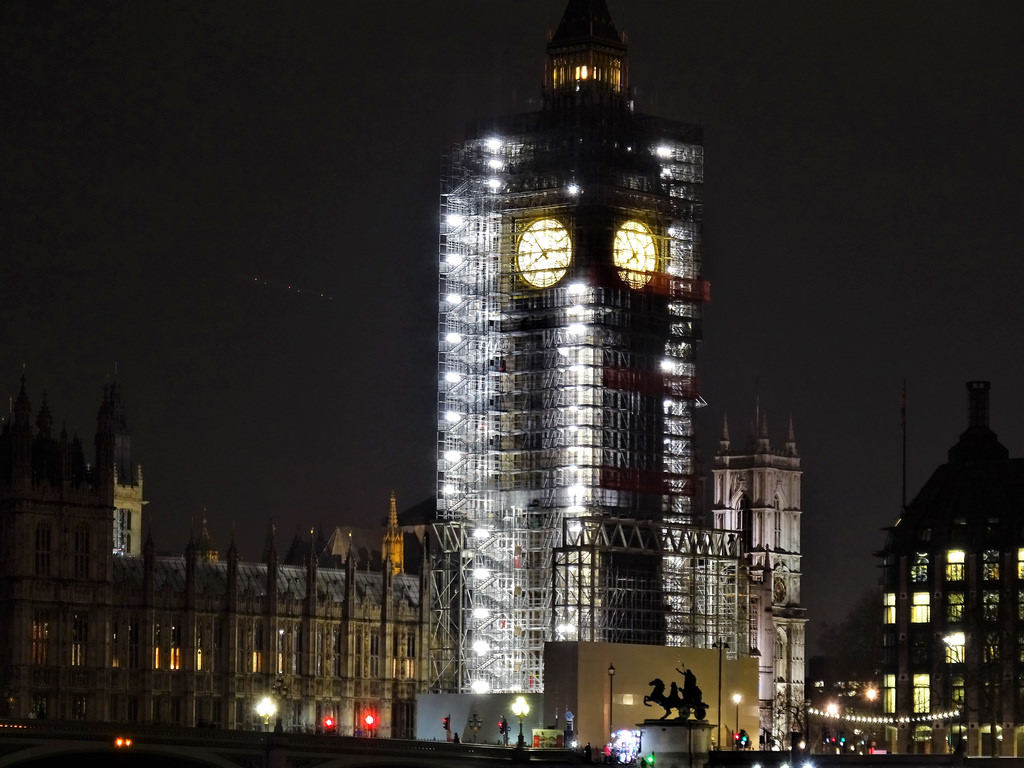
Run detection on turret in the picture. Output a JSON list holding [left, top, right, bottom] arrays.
[[10, 377, 33, 484]]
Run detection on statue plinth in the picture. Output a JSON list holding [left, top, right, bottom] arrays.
[[640, 718, 714, 768]]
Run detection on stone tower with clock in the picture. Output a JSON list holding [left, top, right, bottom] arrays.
[[434, 0, 746, 696], [713, 411, 806, 747]]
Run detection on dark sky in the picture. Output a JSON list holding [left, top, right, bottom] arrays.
[[3, 1, 1023, 653]]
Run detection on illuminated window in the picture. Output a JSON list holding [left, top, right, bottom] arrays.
[[983, 591, 999, 621], [984, 632, 1000, 662], [944, 632, 965, 663], [31, 611, 49, 665], [153, 622, 161, 669], [883, 593, 896, 623], [71, 613, 88, 667], [252, 622, 264, 673], [910, 552, 929, 582], [911, 592, 930, 623], [983, 549, 999, 580], [946, 592, 964, 623], [946, 550, 965, 581], [883, 674, 895, 714], [1018, 548, 1024, 579], [912, 674, 930, 713], [952, 673, 965, 707], [169, 621, 181, 670]]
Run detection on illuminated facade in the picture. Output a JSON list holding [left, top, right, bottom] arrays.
[[880, 381, 1024, 756], [434, 0, 746, 695], [713, 413, 806, 748], [0, 378, 429, 733]]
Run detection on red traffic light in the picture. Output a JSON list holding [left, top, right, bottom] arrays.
[[323, 716, 335, 729], [364, 713, 376, 727]]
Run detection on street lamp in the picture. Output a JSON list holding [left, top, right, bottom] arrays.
[[826, 702, 838, 753], [608, 663, 616, 738], [512, 696, 530, 749], [255, 696, 276, 732], [712, 639, 729, 749], [732, 693, 742, 749]]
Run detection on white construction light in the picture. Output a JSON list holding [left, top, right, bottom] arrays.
[[445, 332, 462, 343], [446, 293, 461, 304], [444, 450, 461, 463], [446, 213, 465, 228]]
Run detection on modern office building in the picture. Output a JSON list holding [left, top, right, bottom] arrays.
[[879, 381, 1024, 756], [434, 0, 746, 696]]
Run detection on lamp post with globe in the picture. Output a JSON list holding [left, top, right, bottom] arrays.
[[512, 696, 530, 749], [255, 696, 276, 732]]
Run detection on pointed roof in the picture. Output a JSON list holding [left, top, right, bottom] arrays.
[[550, 0, 624, 48]]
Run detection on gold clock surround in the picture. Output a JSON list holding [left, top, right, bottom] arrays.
[[516, 218, 572, 289], [613, 219, 657, 289]]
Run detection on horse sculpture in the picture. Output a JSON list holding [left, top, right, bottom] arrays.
[[643, 670, 708, 721]]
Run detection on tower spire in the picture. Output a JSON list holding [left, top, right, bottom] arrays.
[[382, 491, 404, 575]]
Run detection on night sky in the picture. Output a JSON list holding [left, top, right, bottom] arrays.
[[3, 1, 1022, 654]]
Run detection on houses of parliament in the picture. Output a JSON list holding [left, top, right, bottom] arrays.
[[0, 377, 428, 736]]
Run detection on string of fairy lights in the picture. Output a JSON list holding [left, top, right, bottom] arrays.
[[809, 706, 962, 726]]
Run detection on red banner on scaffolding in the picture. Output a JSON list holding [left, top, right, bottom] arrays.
[[643, 274, 711, 302], [603, 367, 698, 399], [599, 466, 695, 496]]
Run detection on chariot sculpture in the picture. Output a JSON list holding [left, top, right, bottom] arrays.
[[643, 667, 708, 721]]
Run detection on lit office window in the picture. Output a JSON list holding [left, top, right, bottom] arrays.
[[946, 550, 965, 581], [911, 592, 930, 623]]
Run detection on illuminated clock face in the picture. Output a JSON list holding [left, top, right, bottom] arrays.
[[613, 220, 657, 289], [516, 218, 572, 288]]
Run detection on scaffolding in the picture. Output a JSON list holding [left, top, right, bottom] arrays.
[[433, 105, 716, 694]]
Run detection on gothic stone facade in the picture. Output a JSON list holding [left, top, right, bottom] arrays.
[[0, 379, 429, 734]]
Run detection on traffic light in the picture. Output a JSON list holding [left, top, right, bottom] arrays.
[[364, 713, 376, 729], [739, 730, 749, 748], [498, 716, 508, 734], [443, 715, 451, 731], [644, 755, 655, 765], [322, 715, 336, 732], [839, 731, 846, 747], [733, 732, 740, 749]]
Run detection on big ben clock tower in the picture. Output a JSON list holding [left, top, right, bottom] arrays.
[[435, 0, 717, 694]]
